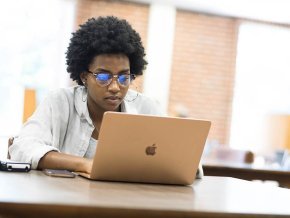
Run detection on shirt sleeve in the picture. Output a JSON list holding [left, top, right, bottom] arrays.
[[9, 93, 60, 169]]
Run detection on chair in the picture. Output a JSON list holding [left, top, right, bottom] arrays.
[[206, 146, 255, 164], [23, 88, 36, 123], [7, 137, 14, 159]]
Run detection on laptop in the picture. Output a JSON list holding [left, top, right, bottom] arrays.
[[79, 112, 211, 185]]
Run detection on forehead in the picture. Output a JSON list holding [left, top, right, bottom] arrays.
[[90, 54, 130, 69]]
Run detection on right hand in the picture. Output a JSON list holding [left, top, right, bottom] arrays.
[[81, 158, 93, 174], [38, 151, 93, 174]]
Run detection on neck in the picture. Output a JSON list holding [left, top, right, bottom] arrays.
[[87, 99, 104, 124], [86, 98, 121, 124]]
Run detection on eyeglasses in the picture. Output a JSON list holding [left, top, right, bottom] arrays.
[[87, 70, 135, 87]]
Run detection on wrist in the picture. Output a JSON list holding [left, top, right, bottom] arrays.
[[75, 157, 92, 174]]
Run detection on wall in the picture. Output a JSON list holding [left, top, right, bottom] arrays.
[[169, 11, 239, 144]]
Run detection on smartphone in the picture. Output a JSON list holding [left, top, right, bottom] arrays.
[[0, 160, 31, 172], [43, 169, 76, 178]]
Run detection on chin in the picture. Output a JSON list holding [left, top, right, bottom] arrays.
[[104, 104, 120, 112]]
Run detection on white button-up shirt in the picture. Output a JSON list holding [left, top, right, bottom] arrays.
[[9, 86, 163, 169]]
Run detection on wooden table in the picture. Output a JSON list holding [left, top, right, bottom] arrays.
[[0, 171, 290, 217], [203, 159, 290, 188]]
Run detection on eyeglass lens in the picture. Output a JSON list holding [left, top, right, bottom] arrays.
[[95, 73, 131, 86]]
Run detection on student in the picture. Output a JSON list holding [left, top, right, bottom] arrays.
[[9, 16, 162, 174]]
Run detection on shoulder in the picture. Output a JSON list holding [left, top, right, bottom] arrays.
[[125, 90, 164, 116], [39, 86, 80, 111], [44, 86, 78, 103]]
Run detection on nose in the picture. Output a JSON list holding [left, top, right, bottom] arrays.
[[107, 77, 120, 93]]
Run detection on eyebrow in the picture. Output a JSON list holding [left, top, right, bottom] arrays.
[[95, 68, 130, 74]]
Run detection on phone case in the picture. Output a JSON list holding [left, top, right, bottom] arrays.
[[43, 169, 76, 178]]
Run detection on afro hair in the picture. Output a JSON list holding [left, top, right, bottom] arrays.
[[66, 16, 147, 85]]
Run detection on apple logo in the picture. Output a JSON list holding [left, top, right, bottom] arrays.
[[146, 144, 157, 155]]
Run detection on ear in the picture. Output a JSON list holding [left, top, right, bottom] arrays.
[[80, 72, 87, 86]]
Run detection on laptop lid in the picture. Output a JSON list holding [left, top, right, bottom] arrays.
[[89, 112, 211, 185]]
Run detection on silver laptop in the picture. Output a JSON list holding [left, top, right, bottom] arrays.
[[79, 112, 211, 185]]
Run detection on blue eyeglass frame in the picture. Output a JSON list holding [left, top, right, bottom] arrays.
[[87, 70, 136, 87]]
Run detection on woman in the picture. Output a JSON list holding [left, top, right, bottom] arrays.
[[9, 16, 162, 174]]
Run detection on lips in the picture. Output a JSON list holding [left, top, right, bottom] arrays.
[[104, 96, 122, 105]]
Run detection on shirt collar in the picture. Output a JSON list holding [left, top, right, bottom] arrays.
[[122, 89, 138, 114], [74, 86, 92, 125], [74, 86, 138, 124]]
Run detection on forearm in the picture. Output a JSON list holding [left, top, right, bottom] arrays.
[[37, 151, 92, 174]]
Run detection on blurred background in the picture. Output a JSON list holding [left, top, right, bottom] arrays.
[[1, 0, 290, 161]]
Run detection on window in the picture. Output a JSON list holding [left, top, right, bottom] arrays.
[[230, 22, 290, 152], [0, 0, 75, 158]]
